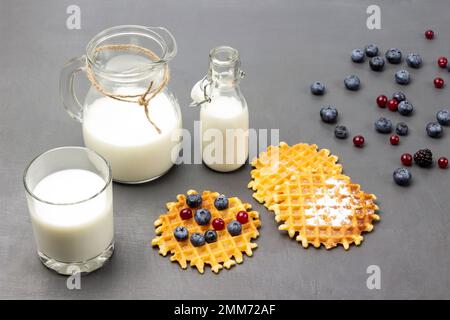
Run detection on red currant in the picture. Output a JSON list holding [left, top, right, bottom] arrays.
[[376, 95, 388, 108], [236, 211, 249, 224], [438, 56, 448, 68], [425, 29, 434, 39], [353, 135, 365, 148], [401, 153, 413, 166], [180, 208, 193, 220], [434, 77, 445, 89], [390, 134, 400, 145], [212, 218, 225, 230], [387, 99, 399, 111], [438, 157, 448, 169]]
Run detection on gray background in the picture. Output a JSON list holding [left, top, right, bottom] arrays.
[[1, 0, 449, 299]]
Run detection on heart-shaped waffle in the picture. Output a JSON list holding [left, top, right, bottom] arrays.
[[248, 142, 342, 208], [151, 190, 261, 273]]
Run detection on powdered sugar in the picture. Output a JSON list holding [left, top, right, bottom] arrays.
[[304, 177, 354, 227]]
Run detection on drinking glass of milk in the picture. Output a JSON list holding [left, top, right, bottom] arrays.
[[23, 147, 113, 275], [60, 26, 182, 183], [191, 46, 248, 172]]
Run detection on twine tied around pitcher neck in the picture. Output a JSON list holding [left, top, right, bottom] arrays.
[[86, 44, 169, 134]]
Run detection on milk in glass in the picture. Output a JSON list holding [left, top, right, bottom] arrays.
[[29, 169, 113, 263]]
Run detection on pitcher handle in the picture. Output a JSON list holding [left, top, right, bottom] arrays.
[[59, 55, 86, 123]]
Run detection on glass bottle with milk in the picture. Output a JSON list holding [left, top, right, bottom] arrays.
[[191, 46, 248, 172], [60, 26, 182, 183]]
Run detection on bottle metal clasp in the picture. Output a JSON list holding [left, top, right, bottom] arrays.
[[189, 68, 246, 107], [189, 76, 212, 107]]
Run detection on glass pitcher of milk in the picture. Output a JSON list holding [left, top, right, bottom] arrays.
[[60, 25, 182, 183], [191, 46, 248, 172]]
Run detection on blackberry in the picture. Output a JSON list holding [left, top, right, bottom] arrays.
[[414, 149, 433, 167]]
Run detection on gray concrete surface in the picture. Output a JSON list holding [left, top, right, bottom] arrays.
[[1, 0, 449, 299]]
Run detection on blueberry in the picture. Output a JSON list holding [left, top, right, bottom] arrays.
[[351, 48, 365, 63], [406, 53, 422, 68], [398, 100, 414, 116], [393, 91, 406, 102], [310, 81, 325, 95], [447, 62, 450, 72], [436, 109, 450, 126], [320, 106, 338, 123], [334, 125, 348, 139], [204, 230, 217, 243], [190, 232, 206, 247], [227, 220, 242, 236], [365, 44, 379, 57], [186, 193, 202, 208], [344, 75, 361, 91], [426, 122, 443, 138], [393, 168, 412, 186], [385, 48, 402, 64], [374, 117, 393, 133], [214, 195, 229, 210], [173, 226, 189, 241], [194, 208, 211, 225], [395, 122, 409, 136], [369, 56, 385, 71], [395, 69, 410, 85]]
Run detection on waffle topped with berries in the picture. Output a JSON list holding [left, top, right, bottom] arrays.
[[151, 190, 261, 273], [248, 142, 342, 207], [249, 142, 379, 250]]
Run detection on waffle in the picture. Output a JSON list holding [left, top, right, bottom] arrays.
[[249, 142, 380, 250], [248, 142, 342, 208], [270, 172, 379, 249], [151, 190, 261, 273]]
